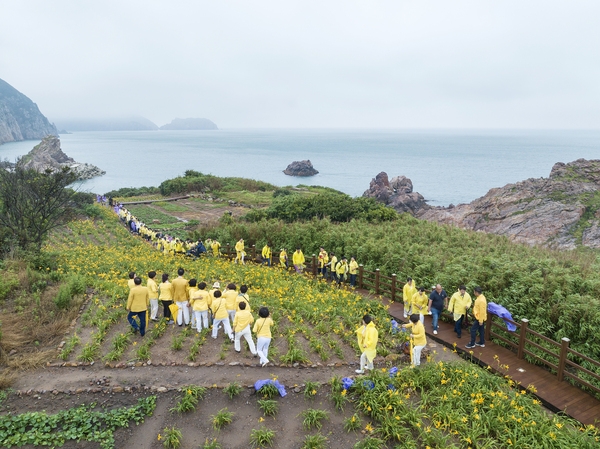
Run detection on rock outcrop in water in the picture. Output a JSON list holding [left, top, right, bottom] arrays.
[[160, 118, 218, 130], [283, 160, 319, 177], [18, 136, 105, 180], [363, 172, 429, 214], [0, 78, 57, 145]]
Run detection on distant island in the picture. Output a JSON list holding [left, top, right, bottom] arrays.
[[160, 118, 218, 130], [0, 78, 58, 145], [54, 116, 158, 132]]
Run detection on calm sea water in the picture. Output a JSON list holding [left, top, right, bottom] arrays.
[[1, 129, 599, 206]]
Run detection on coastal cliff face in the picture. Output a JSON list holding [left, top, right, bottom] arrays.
[[0, 78, 57, 145], [19, 136, 105, 181], [417, 159, 600, 249], [366, 159, 600, 250]]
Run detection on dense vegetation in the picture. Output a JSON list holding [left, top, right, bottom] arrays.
[[104, 185, 161, 198], [194, 215, 600, 364], [158, 170, 277, 196], [243, 192, 398, 223]]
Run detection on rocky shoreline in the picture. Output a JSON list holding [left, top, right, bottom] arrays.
[[364, 159, 600, 250]]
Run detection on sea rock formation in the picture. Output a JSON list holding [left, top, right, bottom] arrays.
[[283, 160, 319, 177], [160, 118, 218, 130], [363, 172, 428, 214], [18, 136, 105, 180], [0, 78, 57, 145], [417, 159, 600, 249]]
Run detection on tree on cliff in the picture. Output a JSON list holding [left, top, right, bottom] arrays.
[[0, 164, 83, 252]]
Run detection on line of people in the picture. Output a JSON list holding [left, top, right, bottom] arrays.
[[402, 278, 487, 350], [126, 268, 275, 367]]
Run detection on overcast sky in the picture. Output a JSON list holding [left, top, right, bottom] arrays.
[[1, 1, 599, 128]]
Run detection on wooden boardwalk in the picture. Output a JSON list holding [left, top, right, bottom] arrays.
[[368, 293, 600, 425]]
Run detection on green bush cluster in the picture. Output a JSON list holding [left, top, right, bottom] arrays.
[[0, 396, 156, 449], [159, 170, 276, 196], [104, 186, 161, 198], [243, 192, 397, 223], [54, 274, 87, 309]]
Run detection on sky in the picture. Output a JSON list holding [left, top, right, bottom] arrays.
[[0, 1, 599, 129]]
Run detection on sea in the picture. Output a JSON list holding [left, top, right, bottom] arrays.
[[1, 129, 599, 207]]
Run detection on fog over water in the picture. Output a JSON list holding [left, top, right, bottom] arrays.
[[1, 1, 599, 129]]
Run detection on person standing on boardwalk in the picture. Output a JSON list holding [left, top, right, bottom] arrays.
[[355, 315, 378, 374], [328, 253, 338, 283], [211, 240, 221, 257], [292, 248, 305, 273], [348, 256, 359, 287], [466, 287, 487, 349], [411, 287, 429, 324], [402, 314, 427, 366], [448, 285, 472, 339], [318, 247, 329, 279], [335, 257, 349, 287], [147, 271, 159, 321], [172, 268, 190, 326], [402, 277, 416, 318], [126, 277, 150, 336], [428, 284, 448, 335], [234, 238, 245, 264], [261, 242, 272, 266]]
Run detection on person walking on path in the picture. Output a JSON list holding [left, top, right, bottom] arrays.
[[448, 285, 472, 339], [211, 290, 233, 340], [279, 248, 288, 269], [223, 283, 238, 322], [355, 315, 378, 374], [158, 273, 174, 324], [292, 248, 305, 273], [466, 287, 487, 349], [189, 282, 211, 332], [402, 277, 416, 318], [234, 239, 245, 264], [328, 253, 338, 282], [261, 242, 272, 266], [402, 314, 427, 366], [335, 257, 349, 287], [172, 268, 190, 326], [318, 247, 329, 279], [147, 271, 159, 321], [348, 256, 359, 287], [428, 284, 448, 335], [126, 277, 150, 336], [411, 287, 429, 324], [233, 301, 257, 355], [127, 272, 136, 290], [253, 307, 274, 367]]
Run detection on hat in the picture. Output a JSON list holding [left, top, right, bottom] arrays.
[[212, 282, 220, 289]]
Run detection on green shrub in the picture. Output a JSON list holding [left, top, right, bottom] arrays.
[[54, 284, 72, 309]]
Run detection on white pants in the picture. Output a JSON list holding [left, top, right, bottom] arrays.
[[176, 301, 190, 325], [419, 313, 425, 324], [360, 352, 374, 371], [193, 310, 209, 331], [150, 299, 159, 320], [227, 310, 236, 323], [212, 317, 233, 339], [413, 344, 425, 366], [234, 325, 257, 354], [257, 337, 271, 365], [403, 304, 411, 318]]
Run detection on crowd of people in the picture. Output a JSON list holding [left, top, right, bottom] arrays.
[[126, 268, 274, 367]]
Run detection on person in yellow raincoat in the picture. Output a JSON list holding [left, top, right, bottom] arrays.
[[402, 314, 427, 366], [211, 240, 221, 257], [348, 256, 359, 287], [448, 285, 472, 339], [402, 277, 416, 318], [158, 273, 174, 323], [292, 248, 305, 273], [411, 287, 429, 324], [318, 247, 329, 279], [279, 248, 288, 269], [126, 277, 150, 336], [261, 243, 272, 266], [234, 239, 245, 264], [355, 315, 378, 374]]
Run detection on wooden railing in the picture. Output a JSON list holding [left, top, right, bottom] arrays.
[[216, 244, 600, 395]]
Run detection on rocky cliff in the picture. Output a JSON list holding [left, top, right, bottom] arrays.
[[418, 159, 600, 249], [160, 118, 218, 130], [18, 136, 105, 180], [0, 78, 57, 145]]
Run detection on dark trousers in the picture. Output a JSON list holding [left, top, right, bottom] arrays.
[[469, 321, 485, 345], [162, 300, 173, 320], [350, 274, 357, 286], [127, 310, 147, 336], [454, 315, 464, 337]]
